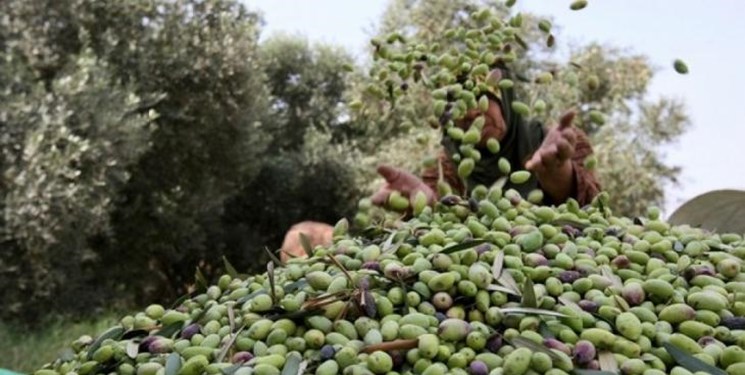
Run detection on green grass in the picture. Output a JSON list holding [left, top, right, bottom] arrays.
[[0, 312, 126, 373]]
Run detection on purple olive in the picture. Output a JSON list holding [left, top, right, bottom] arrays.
[[543, 338, 571, 355], [578, 300, 600, 313], [524, 253, 549, 267], [573, 340, 597, 365], [684, 265, 715, 280], [475, 243, 491, 255], [558, 271, 581, 283], [148, 338, 173, 354], [485, 333, 503, 353], [468, 198, 479, 213], [611, 255, 630, 269], [361, 262, 381, 272], [622, 235, 637, 244], [390, 350, 405, 368], [722, 317, 745, 330], [180, 323, 201, 340], [320, 345, 336, 360], [440, 195, 460, 206], [621, 283, 645, 306], [358, 277, 371, 290], [138, 336, 158, 352], [509, 195, 522, 206], [232, 351, 253, 364], [562, 225, 582, 238], [469, 360, 489, 375]]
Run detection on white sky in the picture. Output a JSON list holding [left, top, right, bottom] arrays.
[[243, 0, 745, 218]]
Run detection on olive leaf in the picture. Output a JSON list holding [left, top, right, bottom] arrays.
[[216, 325, 246, 363], [268, 262, 277, 305], [486, 284, 520, 296], [122, 330, 149, 341], [600, 266, 623, 290], [194, 267, 209, 292], [492, 250, 505, 280], [283, 279, 308, 294], [539, 321, 555, 339], [296, 361, 309, 375], [227, 304, 236, 333], [298, 232, 313, 257], [223, 256, 240, 279], [169, 291, 197, 310], [598, 351, 618, 373], [552, 218, 590, 230], [237, 289, 268, 305], [281, 352, 303, 375], [220, 364, 241, 375], [381, 230, 397, 252], [439, 239, 488, 255], [497, 270, 522, 296], [264, 246, 283, 266], [126, 340, 139, 359], [522, 277, 538, 308], [663, 342, 727, 375], [500, 307, 570, 318], [87, 326, 125, 360], [155, 322, 183, 338], [165, 353, 182, 375], [508, 336, 561, 361]]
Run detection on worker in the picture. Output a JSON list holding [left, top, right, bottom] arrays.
[[280, 221, 333, 263], [371, 66, 601, 210], [281, 66, 602, 260]]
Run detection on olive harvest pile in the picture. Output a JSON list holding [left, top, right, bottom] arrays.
[[34, 188, 745, 375], [31, 1, 724, 375]]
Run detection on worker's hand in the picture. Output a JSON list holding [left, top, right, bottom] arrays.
[[525, 110, 577, 174], [524, 110, 578, 203], [371, 165, 437, 209]]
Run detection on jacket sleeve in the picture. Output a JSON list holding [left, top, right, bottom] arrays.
[[421, 148, 466, 198], [566, 127, 602, 207]]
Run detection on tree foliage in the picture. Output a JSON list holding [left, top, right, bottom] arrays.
[[0, 0, 370, 325], [217, 35, 364, 273], [0, 0, 308, 323], [0, 50, 156, 320]]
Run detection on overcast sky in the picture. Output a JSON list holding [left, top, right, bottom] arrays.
[[243, 0, 745, 218]]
